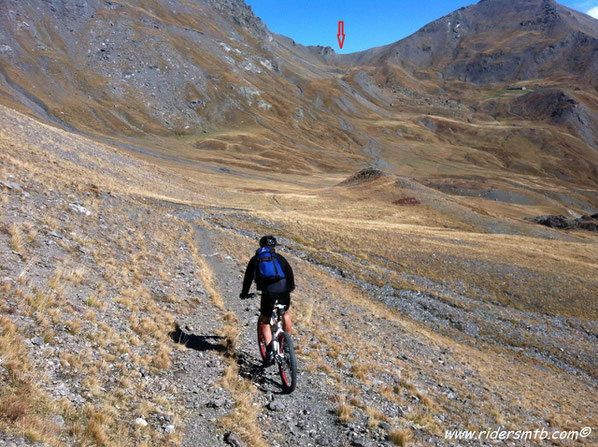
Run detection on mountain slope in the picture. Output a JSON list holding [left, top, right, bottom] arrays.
[[2, 101, 597, 447], [0, 0, 597, 208], [0, 0, 370, 174], [346, 0, 598, 85]]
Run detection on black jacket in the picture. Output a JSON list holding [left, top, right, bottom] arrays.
[[241, 250, 295, 297]]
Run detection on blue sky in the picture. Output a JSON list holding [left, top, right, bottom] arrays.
[[246, 0, 598, 54]]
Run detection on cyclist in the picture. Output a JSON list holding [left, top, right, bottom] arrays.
[[240, 235, 295, 365]]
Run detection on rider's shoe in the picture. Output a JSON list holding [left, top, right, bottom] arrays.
[[264, 342, 275, 366]]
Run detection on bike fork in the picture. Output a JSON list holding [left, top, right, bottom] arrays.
[[271, 337, 284, 364]]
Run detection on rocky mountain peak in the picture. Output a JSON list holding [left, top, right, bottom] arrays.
[[519, 0, 562, 28], [204, 0, 271, 39], [348, 0, 597, 86]]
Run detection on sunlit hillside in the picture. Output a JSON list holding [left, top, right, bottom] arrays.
[[1, 0, 597, 446]]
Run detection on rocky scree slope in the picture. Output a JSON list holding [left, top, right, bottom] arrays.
[[0, 0, 383, 174], [0, 105, 235, 446]]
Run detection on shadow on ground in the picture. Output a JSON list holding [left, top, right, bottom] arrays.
[[169, 325, 291, 393], [169, 324, 226, 352], [237, 351, 288, 394]]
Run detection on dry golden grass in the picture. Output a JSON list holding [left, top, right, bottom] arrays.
[[63, 318, 82, 335], [335, 402, 354, 424], [350, 362, 370, 382], [1, 281, 12, 292], [0, 393, 31, 422], [396, 378, 416, 394], [218, 359, 267, 447], [152, 344, 172, 369], [349, 397, 365, 409], [48, 266, 66, 293], [389, 429, 412, 446], [80, 405, 113, 446], [26, 287, 55, 315], [220, 311, 241, 355], [115, 294, 135, 310], [85, 295, 104, 309], [64, 266, 86, 285], [0, 317, 62, 445], [366, 406, 389, 427], [0, 317, 31, 380], [8, 224, 25, 258]]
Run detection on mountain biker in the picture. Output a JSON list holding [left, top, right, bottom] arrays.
[[240, 235, 295, 365]]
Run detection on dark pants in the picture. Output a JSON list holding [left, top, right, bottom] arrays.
[[260, 291, 291, 318]]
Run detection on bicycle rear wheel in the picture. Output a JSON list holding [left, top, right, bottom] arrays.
[[257, 320, 267, 362], [277, 332, 297, 393]]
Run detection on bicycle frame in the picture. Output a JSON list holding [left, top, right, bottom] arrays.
[[269, 304, 286, 365], [253, 295, 297, 393]]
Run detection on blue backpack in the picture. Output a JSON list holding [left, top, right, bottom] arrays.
[[255, 247, 285, 283]]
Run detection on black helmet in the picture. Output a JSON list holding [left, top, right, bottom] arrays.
[[259, 235, 277, 247]]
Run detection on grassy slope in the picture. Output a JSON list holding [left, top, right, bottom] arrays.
[[0, 105, 224, 445], [1, 104, 597, 445]]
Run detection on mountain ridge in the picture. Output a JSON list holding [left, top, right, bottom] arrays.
[[343, 0, 598, 86], [0, 0, 597, 201]]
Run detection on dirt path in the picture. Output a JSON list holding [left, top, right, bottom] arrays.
[[172, 307, 229, 447], [188, 218, 355, 447]]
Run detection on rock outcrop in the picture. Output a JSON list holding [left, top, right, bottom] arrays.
[[526, 214, 598, 231]]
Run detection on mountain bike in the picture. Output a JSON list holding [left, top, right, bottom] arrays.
[[248, 293, 297, 393]]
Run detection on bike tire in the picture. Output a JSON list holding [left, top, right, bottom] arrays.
[[277, 332, 297, 393], [257, 320, 267, 362]]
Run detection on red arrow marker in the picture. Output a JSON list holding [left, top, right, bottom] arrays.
[[337, 21, 345, 49]]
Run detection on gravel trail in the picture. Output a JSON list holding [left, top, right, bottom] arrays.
[[190, 220, 362, 447]]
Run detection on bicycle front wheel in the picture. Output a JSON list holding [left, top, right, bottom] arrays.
[[277, 332, 297, 393]]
